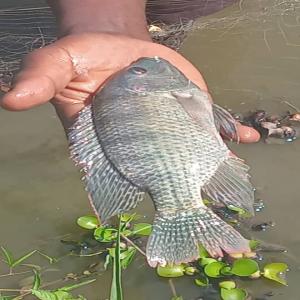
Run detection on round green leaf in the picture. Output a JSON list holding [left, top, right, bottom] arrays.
[[94, 227, 117, 242], [204, 261, 226, 278], [219, 281, 236, 290], [199, 257, 218, 266], [157, 264, 185, 278], [231, 258, 259, 277], [263, 263, 288, 285], [76, 215, 99, 229], [220, 266, 233, 276], [221, 288, 247, 300], [195, 277, 209, 287], [249, 239, 260, 250], [227, 206, 247, 216], [184, 266, 197, 275], [132, 223, 152, 236]]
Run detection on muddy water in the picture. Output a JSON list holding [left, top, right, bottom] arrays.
[[1, 1, 300, 299]]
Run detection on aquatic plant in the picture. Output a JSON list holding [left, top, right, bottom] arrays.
[[0, 209, 289, 300], [0, 247, 96, 300], [75, 212, 289, 300]]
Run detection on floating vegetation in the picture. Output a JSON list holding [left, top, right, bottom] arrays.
[[0, 209, 289, 300], [72, 211, 288, 300]]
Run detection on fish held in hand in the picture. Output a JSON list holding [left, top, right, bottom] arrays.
[[68, 57, 254, 267]]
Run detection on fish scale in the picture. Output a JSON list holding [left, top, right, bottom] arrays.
[[69, 57, 255, 267]]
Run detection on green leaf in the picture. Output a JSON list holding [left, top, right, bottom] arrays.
[[120, 248, 136, 270], [184, 266, 197, 275], [194, 277, 209, 287], [0, 296, 14, 300], [220, 266, 233, 276], [32, 270, 41, 290], [1, 246, 14, 266], [199, 257, 217, 267], [171, 297, 183, 300], [198, 245, 209, 258], [204, 261, 226, 278], [157, 265, 185, 278], [231, 258, 259, 277], [227, 206, 248, 216], [203, 199, 212, 205], [53, 291, 72, 300], [220, 288, 247, 300], [31, 289, 57, 300], [219, 281, 236, 290], [77, 215, 99, 230], [11, 250, 36, 268], [110, 217, 123, 300], [58, 279, 96, 292], [120, 213, 140, 223], [94, 227, 117, 242], [249, 239, 260, 250], [132, 223, 152, 236], [263, 263, 288, 285]]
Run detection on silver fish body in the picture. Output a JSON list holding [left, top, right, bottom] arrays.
[[69, 57, 254, 267]]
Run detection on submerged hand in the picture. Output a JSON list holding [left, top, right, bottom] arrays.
[[0, 33, 260, 142]]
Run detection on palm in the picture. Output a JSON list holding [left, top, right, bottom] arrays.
[[1, 33, 259, 142]]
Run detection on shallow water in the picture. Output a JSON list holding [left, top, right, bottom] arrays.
[[1, 1, 300, 299]]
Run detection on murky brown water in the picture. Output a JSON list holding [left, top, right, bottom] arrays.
[[1, 1, 300, 299]]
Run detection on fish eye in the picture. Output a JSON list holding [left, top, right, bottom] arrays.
[[128, 66, 147, 75]]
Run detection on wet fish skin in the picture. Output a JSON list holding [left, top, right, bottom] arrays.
[[69, 57, 254, 267]]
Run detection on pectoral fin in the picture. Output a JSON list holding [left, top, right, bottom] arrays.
[[213, 104, 239, 142], [172, 90, 215, 126]]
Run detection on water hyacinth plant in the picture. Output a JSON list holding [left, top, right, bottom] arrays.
[[0, 209, 289, 300], [75, 212, 289, 300]]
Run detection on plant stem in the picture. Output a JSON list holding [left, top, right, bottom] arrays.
[[110, 218, 123, 300], [0, 270, 32, 278], [283, 100, 300, 112], [70, 250, 104, 257], [168, 279, 177, 297], [120, 235, 146, 257], [0, 289, 31, 292]]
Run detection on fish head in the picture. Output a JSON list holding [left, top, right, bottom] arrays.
[[112, 57, 190, 94]]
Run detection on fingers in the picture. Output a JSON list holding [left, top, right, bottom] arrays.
[[236, 123, 261, 143], [0, 45, 74, 111]]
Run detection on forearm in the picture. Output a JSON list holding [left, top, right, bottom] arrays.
[[47, 0, 151, 40]]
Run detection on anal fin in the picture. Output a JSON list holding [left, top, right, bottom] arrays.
[[69, 105, 145, 221]]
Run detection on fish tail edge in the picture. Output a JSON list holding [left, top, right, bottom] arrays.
[[146, 206, 250, 267]]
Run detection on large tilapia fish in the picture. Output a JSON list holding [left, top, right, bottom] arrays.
[[69, 57, 254, 267]]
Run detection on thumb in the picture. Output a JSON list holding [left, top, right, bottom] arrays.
[[0, 45, 74, 111]]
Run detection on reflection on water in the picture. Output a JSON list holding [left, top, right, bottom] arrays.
[[1, 1, 300, 299]]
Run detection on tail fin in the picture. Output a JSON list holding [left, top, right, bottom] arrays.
[[146, 206, 249, 267]]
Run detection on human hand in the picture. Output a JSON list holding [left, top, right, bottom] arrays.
[[0, 33, 259, 142]]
